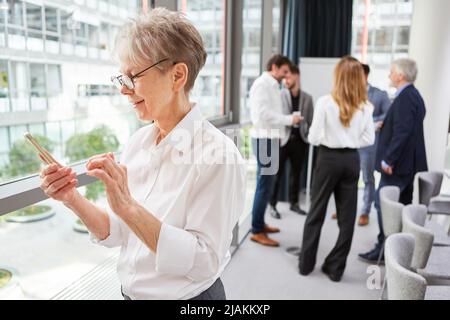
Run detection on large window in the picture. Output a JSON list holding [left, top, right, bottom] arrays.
[[178, 0, 226, 119], [240, 0, 262, 124], [352, 0, 413, 92], [0, 0, 144, 301], [272, 0, 281, 54], [0, 1, 141, 186]]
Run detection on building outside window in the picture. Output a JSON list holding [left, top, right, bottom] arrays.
[[352, 0, 413, 93], [240, 0, 262, 124], [0, 0, 141, 185], [178, 0, 226, 119], [272, 0, 281, 54]]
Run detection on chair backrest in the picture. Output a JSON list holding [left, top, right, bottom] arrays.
[[385, 233, 427, 300], [417, 172, 444, 206], [402, 204, 434, 269], [380, 186, 404, 236]]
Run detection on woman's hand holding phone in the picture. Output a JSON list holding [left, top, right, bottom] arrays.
[[39, 164, 79, 204]]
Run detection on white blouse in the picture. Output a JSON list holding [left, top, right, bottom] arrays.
[[308, 94, 375, 149], [91, 106, 247, 300]]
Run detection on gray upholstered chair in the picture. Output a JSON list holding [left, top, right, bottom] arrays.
[[378, 186, 404, 265], [417, 171, 450, 218], [385, 233, 450, 300], [402, 205, 450, 281], [380, 186, 404, 237]]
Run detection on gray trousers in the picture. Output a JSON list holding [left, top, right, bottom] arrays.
[[358, 145, 376, 216], [122, 278, 226, 300]]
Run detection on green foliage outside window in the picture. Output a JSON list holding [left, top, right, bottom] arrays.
[[65, 125, 119, 202], [240, 127, 251, 160], [0, 135, 54, 180], [0, 135, 55, 221]]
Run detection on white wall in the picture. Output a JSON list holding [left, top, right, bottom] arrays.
[[409, 0, 450, 171]]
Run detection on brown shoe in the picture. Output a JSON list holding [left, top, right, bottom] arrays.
[[250, 233, 279, 247], [263, 224, 280, 233], [358, 215, 369, 226], [331, 212, 337, 219]]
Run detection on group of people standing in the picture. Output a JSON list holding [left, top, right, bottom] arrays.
[[249, 54, 427, 282]]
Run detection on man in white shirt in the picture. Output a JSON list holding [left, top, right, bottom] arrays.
[[249, 54, 301, 247], [269, 64, 313, 219]]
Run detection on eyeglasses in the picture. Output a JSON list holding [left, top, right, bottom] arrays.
[[111, 58, 169, 90]]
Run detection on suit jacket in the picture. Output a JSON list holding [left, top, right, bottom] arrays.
[[280, 88, 314, 146], [375, 84, 428, 176]]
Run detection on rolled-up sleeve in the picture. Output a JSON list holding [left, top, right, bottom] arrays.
[[155, 152, 246, 281], [90, 207, 123, 248]]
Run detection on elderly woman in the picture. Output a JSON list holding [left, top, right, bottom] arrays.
[[39, 8, 246, 300]]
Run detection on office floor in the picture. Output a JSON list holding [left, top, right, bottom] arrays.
[[222, 196, 383, 300]]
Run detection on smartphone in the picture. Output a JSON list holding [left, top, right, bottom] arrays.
[[23, 132, 61, 166]]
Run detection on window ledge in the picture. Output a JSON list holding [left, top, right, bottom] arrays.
[[0, 160, 97, 216]]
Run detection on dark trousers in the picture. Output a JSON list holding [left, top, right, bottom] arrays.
[[374, 172, 414, 245], [270, 137, 308, 207], [299, 146, 360, 277], [251, 138, 280, 234]]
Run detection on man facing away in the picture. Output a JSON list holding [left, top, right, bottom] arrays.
[[356, 63, 391, 226], [359, 58, 428, 263], [269, 64, 314, 219], [249, 54, 302, 247]]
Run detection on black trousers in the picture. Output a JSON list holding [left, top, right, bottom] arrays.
[[270, 136, 308, 206], [299, 146, 360, 277]]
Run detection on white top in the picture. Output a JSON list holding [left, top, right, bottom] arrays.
[[249, 72, 293, 140], [91, 106, 247, 300], [308, 94, 375, 149]]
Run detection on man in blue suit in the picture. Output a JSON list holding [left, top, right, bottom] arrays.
[[359, 58, 428, 263]]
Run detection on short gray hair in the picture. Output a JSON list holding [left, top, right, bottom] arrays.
[[392, 58, 418, 83], [114, 8, 207, 93]]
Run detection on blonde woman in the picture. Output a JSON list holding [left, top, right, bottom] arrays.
[[39, 8, 246, 300], [298, 56, 375, 282]]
